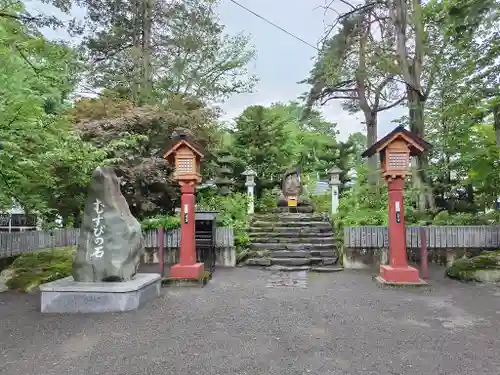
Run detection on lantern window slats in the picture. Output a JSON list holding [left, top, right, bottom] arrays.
[[177, 158, 193, 173], [388, 152, 410, 169]]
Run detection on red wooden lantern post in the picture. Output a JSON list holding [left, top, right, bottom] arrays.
[[163, 128, 205, 280], [362, 126, 432, 285]]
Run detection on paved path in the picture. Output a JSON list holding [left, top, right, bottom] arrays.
[[0, 267, 499, 375]]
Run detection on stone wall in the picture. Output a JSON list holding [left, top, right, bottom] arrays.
[[141, 246, 236, 268], [343, 246, 484, 269]]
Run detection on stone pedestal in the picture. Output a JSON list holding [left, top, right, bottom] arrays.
[[39, 273, 161, 313]]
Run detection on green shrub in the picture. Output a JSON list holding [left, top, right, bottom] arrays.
[[141, 215, 180, 231], [310, 192, 331, 213], [432, 211, 490, 225], [5, 247, 75, 292], [197, 192, 250, 250], [255, 188, 277, 213]]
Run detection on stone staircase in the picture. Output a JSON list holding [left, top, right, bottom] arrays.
[[245, 213, 342, 272]]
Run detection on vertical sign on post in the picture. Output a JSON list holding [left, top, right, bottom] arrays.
[[361, 125, 432, 286]]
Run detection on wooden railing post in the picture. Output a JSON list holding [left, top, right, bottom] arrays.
[[158, 226, 165, 278], [419, 227, 428, 279]]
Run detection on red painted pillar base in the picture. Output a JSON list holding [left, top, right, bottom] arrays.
[[377, 177, 427, 285], [169, 182, 204, 280], [379, 264, 422, 283], [169, 263, 204, 279]]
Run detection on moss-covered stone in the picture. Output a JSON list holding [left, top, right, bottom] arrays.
[[1, 247, 75, 292], [446, 250, 500, 283]]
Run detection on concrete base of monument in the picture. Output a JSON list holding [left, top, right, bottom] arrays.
[[39, 273, 161, 314], [169, 263, 204, 279]]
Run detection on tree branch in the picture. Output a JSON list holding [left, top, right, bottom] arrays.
[[321, 95, 358, 105], [0, 11, 39, 23], [339, 1, 378, 20], [377, 96, 406, 112], [14, 44, 41, 75], [373, 76, 392, 109], [93, 43, 134, 63]]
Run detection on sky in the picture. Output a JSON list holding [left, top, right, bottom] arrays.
[[28, 0, 406, 141]]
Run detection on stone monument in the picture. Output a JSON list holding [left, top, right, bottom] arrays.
[[72, 167, 144, 282], [275, 167, 313, 213], [39, 167, 161, 313]]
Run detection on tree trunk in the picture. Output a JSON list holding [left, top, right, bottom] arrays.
[[141, 0, 153, 102], [366, 113, 378, 184], [408, 86, 434, 211], [493, 102, 500, 148], [72, 209, 82, 228], [131, 0, 142, 104]]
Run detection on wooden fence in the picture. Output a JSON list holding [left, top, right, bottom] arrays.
[[0, 227, 234, 259], [344, 226, 500, 249]]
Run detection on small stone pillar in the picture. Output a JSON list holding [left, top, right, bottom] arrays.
[[327, 166, 342, 215], [242, 168, 257, 214]]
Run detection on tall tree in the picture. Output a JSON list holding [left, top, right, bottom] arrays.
[[77, 0, 257, 103], [0, 0, 105, 220], [303, 1, 404, 183]]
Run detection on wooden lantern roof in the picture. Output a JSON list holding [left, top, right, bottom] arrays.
[[161, 129, 205, 160], [361, 125, 432, 158]]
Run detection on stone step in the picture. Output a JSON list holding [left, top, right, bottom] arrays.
[[310, 266, 344, 273], [268, 265, 311, 272], [252, 221, 331, 228], [249, 231, 333, 238], [253, 214, 328, 222], [249, 236, 335, 244], [246, 257, 339, 267], [272, 206, 314, 214], [269, 250, 337, 258], [249, 227, 333, 234], [249, 243, 335, 251]]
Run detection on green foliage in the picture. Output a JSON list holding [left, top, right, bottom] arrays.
[[310, 193, 332, 214], [255, 188, 277, 213], [0, 1, 106, 218], [5, 247, 75, 292], [141, 215, 181, 231], [336, 166, 388, 228], [196, 192, 250, 247], [431, 211, 487, 226]]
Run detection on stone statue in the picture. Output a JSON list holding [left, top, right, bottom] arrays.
[[72, 167, 145, 282], [281, 167, 302, 198], [276, 167, 312, 211]]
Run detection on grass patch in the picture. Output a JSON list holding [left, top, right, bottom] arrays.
[[3, 247, 75, 292]]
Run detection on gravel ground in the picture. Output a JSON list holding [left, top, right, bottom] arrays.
[[0, 266, 499, 375]]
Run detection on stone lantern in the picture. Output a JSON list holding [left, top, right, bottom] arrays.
[[242, 168, 257, 214], [327, 166, 342, 215], [163, 128, 205, 280], [362, 125, 432, 286]]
